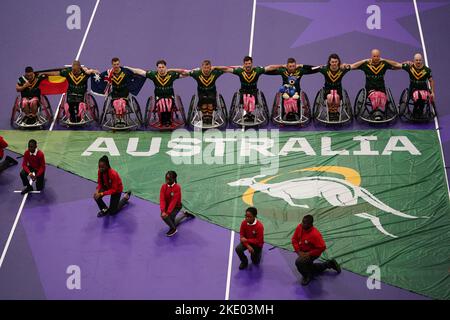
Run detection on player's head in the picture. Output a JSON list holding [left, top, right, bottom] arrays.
[[72, 60, 81, 73], [201, 60, 212, 74], [302, 214, 314, 230], [111, 57, 121, 72], [243, 56, 253, 72], [245, 207, 257, 224], [286, 57, 296, 73], [371, 49, 381, 64], [413, 53, 423, 68], [98, 155, 111, 173], [24, 66, 35, 81], [156, 59, 167, 75], [327, 53, 341, 69], [165, 170, 177, 185], [28, 139, 37, 154]]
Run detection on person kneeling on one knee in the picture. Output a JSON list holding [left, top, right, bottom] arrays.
[[20, 139, 45, 194], [292, 215, 341, 286], [159, 171, 195, 237], [235, 207, 264, 270], [0, 136, 18, 173], [94, 155, 131, 217]]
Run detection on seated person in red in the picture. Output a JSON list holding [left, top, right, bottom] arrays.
[[235, 207, 264, 270], [0, 136, 18, 173], [292, 215, 341, 286], [20, 139, 45, 194], [94, 155, 131, 217], [159, 171, 194, 237]]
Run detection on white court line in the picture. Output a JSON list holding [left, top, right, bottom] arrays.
[[225, 0, 258, 301], [49, 0, 101, 131], [13, 191, 41, 194], [413, 0, 450, 199], [0, 1, 101, 271], [0, 194, 29, 268]]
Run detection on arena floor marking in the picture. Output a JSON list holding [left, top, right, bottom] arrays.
[[413, 0, 450, 199], [1, 0, 448, 300], [0, 1, 101, 273]]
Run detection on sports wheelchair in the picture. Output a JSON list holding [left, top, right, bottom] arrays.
[[11, 95, 53, 129], [312, 88, 352, 125]]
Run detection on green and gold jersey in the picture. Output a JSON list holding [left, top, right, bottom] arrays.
[[17, 74, 46, 98], [358, 61, 393, 92], [189, 69, 224, 96], [402, 64, 432, 91], [232, 66, 265, 92], [110, 67, 134, 99], [60, 68, 89, 96], [319, 65, 350, 91], [146, 70, 180, 98], [267, 65, 318, 85]]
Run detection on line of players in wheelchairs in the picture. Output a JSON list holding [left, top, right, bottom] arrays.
[[12, 49, 435, 131]]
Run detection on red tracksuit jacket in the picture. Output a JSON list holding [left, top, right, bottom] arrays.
[[0, 136, 7, 159], [22, 149, 46, 177], [240, 219, 264, 248], [291, 224, 326, 258], [160, 183, 182, 213], [96, 168, 123, 195]]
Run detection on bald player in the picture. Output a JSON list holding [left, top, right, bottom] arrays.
[[42, 60, 98, 123], [386, 53, 435, 117], [349, 49, 402, 120]]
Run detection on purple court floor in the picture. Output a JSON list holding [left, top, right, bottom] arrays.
[[1, 0, 449, 300]]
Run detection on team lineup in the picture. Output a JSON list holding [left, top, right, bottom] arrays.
[[13, 48, 435, 132], [1, 47, 436, 288]]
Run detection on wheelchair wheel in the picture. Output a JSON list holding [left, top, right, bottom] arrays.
[[144, 96, 153, 127], [100, 95, 111, 126], [259, 91, 270, 118], [342, 89, 353, 119], [86, 93, 99, 123], [56, 94, 66, 122], [257, 90, 269, 127], [219, 94, 228, 124], [399, 88, 409, 117], [354, 88, 366, 119], [10, 96, 21, 128], [229, 92, 240, 121], [300, 90, 311, 120], [386, 88, 398, 116], [187, 95, 197, 125], [312, 89, 324, 120], [40, 95, 53, 127], [271, 93, 281, 123], [132, 96, 143, 125], [176, 95, 186, 124], [430, 100, 437, 119]]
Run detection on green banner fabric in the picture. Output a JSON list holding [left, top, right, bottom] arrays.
[[1, 128, 449, 299]]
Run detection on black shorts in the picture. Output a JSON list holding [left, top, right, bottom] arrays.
[[198, 92, 216, 105], [67, 93, 84, 105]]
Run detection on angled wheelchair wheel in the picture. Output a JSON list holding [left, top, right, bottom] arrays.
[[354, 88, 366, 119], [271, 93, 282, 124], [342, 89, 353, 121], [131, 96, 143, 125], [229, 92, 240, 123], [40, 95, 53, 128], [86, 93, 99, 123], [398, 88, 409, 118], [219, 94, 228, 125], [10, 96, 21, 128], [187, 95, 197, 126], [312, 88, 324, 120]]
